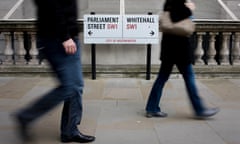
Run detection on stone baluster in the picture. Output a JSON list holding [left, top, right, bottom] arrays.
[[232, 32, 240, 65], [28, 32, 39, 65], [207, 32, 218, 65], [15, 32, 27, 64], [194, 32, 205, 65], [3, 32, 13, 64], [220, 32, 231, 65]]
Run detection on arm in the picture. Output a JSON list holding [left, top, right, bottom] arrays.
[[55, 0, 77, 54]]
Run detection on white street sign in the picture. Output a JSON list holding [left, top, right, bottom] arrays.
[[84, 15, 159, 44]]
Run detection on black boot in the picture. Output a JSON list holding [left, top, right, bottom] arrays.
[[61, 132, 95, 143]]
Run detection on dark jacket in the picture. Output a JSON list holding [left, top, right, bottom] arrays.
[[160, 0, 193, 64], [34, 0, 79, 43]]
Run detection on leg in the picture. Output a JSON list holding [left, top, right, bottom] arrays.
[[61, 94, 83, 136], [57, 39, 95, 142], [15, 38, 84, 139], [52, 38, 84, 137], [145, 62, 173, 114], [176, 63, 205, 114], [177, 63, 219, 118]]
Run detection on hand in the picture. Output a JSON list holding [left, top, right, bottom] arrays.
[[62, 38, 77, 54]]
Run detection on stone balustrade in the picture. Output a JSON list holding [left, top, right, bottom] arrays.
[[0, 19, 240, 76], [194, 20, 240, 66]]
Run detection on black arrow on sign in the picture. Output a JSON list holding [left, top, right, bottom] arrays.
[[150, 31, 155, 36], [88, 31, 93, 36]]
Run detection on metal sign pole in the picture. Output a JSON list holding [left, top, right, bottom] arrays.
[[90, 12, 96, 80], [146, 12, 153, 80], [120, 0, 125, 15]]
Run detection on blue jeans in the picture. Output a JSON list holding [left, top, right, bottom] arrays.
[[18, 37, 84, 137], [145, 62, 205, 114]]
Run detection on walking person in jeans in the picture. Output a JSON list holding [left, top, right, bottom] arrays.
[[13, 0, 95, 143], [145, 0, 219, 119]]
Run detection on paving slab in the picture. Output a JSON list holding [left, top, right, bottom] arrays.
[[155, 121, 226, 144], [0, 77, 239, 144]]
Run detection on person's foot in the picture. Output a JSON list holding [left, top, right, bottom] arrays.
[[13, 114, 32, 142], [195, 108, 219, 119], [146, 111, 168, 118], [61, 132, 95, 143]]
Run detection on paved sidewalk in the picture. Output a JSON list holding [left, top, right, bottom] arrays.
[[0, 76, 240, 144]]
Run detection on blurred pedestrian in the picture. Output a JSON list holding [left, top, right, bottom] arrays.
[[145, 0, 219, 119], [13, 0, 95, 143]]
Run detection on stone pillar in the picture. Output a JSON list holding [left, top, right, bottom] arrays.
[[3, 32, 13, 64], [15, 32, 26, 64], [220, 32, 231, 65], [207, 32, 218, 65], [28, 32, 39, 65], [194, 32, 205, 65], [232, 32, 240, 65]]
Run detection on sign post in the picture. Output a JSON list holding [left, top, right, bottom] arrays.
[[120, 0, 125, 15], [90, 12, 96, 80], [146, 12, 153, 80]]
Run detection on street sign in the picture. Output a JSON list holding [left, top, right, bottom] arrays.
[[84, 15, 159, 44]]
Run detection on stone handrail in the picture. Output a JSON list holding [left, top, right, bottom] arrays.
[[0, 19, 240, 69]]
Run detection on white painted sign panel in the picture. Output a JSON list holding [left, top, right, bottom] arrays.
[[84, 15, 159, 44]]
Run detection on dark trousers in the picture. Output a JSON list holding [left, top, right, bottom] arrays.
[[145, 62, 205, 114], [17, 37, 84, 137]]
